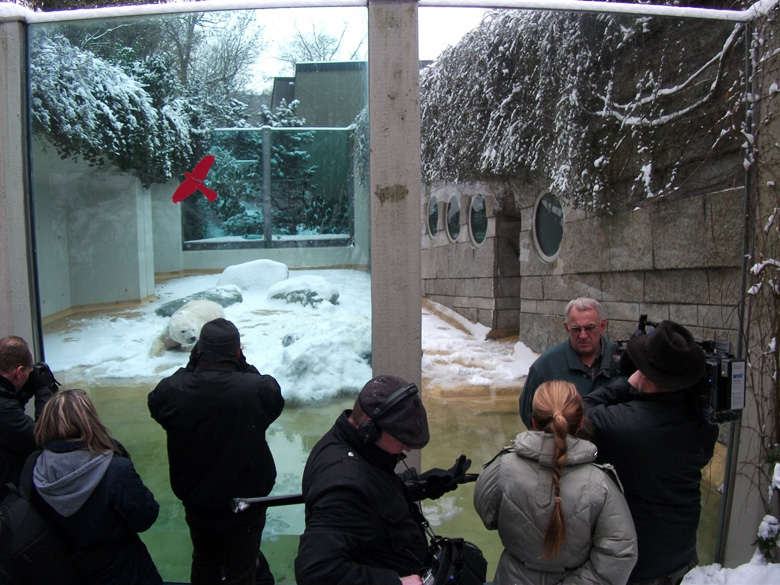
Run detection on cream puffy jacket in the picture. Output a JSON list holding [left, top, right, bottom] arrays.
[[474, 432, 637, 585]]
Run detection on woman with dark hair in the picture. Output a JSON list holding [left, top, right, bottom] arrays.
[[474, 380, 637, 585], [30, 389, 162, 585]]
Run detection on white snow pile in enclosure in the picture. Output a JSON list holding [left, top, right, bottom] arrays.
[[216, 258, 289, 290], [43, 265, 370, 402]]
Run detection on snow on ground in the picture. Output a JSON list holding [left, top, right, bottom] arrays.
[[683, 550, 780, 584], [44, 266, 539, 403], [40, 266, 780, 582], [43, 268, 373, 402], [422, 298, 536, 394]]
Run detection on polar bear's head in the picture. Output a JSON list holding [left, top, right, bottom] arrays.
[[167, 317, 202, 351], [167, 300, 225, 351]]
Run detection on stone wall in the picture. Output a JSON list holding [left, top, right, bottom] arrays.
[[723, 1, 780, 566], [422, 177, 745, 351], [421, 180, 522, 335], [517, 188, 745, 353]]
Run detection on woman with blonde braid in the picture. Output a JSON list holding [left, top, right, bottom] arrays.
[[474, 380, 637, 585]]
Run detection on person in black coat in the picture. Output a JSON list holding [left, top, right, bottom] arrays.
[[31, 388, 162, 585], [294, 375, 471, 585], [583, 320, 719, 585], [148, 318, 284, 585], [0, 335, 55, 495]]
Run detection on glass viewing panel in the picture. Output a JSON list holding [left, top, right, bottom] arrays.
[[418, 6, 744, 571], [27, 6, 368, 583], [446, 195, 461, 241], [469, 194, 487, 245], [22, 3, 745, 581], [533, 192, 565, 262], [428, 195, 439, 237], [182, 126, 355, 250]]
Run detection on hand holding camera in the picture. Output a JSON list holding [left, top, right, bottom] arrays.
[[17, 361, 60, 405], [185, 346, 202, 372]]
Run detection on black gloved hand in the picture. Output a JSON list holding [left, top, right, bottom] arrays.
[[418, 454, 472, 500], [237, 349, 251, 372], [18, 362, 60, 405], [185, 346, 201, 372]]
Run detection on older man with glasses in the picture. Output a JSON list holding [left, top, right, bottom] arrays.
[[519, 298, 624, 429]]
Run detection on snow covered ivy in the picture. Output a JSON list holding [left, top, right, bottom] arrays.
[[29, 31, 211, 187], [420, 6, 746, 211]]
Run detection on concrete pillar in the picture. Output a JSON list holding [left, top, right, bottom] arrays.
[[367, 0, 422, 386], [0, 16, 36, 347]]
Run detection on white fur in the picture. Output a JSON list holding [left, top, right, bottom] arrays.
[[150, 300, 225, 356]]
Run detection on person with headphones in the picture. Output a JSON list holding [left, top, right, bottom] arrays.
[[294, 375, 470, 585]]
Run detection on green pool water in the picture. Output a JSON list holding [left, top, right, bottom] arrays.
[[86, 384, 722, 584]]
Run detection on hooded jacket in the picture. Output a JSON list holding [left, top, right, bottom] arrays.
[[31, 440, 162, 585], [474, 431, 637, 585]]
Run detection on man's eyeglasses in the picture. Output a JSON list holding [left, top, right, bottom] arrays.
[[568, 324, 598, 334]]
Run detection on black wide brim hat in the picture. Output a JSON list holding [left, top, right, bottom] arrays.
[[626, 320, 706, 390]]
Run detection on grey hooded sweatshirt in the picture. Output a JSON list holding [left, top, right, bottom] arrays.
[[30, 442, 162, 585], [474, 431, 637, 585], [34, 448, 113, 517]]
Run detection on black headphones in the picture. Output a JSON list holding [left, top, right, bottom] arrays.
[[357, 383, 419, 445]]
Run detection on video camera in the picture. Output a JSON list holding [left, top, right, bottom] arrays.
[[613, 315, 745, 424]]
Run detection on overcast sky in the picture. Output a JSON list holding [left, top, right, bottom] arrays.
[[251, 6, 486, 87]]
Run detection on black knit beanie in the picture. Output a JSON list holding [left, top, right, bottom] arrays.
[[198, 318, 240, 355]]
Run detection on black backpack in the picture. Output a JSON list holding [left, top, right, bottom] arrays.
[[0, 451, 80, 585]]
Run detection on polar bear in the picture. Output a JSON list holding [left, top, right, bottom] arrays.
[[150, 299, 225, 356]]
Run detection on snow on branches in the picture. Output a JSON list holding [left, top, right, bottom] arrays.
[[420, 8, 746, 211]]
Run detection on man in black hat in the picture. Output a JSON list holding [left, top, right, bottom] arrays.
[[294, 375, 471, 585], [148, 318, 284, 585], [583, 320, 719, 585]]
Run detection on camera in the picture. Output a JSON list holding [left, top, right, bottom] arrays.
[[613, 315, 745, 424], [696, 339, 745, 423], [421, 568, 436, 585]]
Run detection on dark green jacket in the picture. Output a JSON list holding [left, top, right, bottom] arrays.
[[519, 338, 623, 428]]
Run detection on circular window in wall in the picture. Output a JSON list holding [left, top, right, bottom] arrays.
[[446, 195, 461, 242], [533, 192, 564, 263], [427, 195, 439, 237], [469, 194, 488, 246]]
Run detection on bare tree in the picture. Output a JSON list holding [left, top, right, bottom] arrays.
[[277, 20, 365, 72], [161, 11, 265, 95]]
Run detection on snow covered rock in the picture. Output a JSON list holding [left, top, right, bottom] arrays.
[[154, 285, 243, 317], [217, 259, 289, 291], [268, 275, 339, 307]]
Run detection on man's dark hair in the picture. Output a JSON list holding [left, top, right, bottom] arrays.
[[0, 336, 33, 373]]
